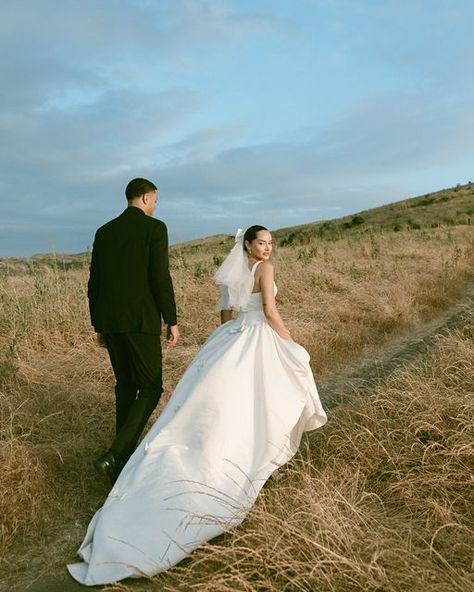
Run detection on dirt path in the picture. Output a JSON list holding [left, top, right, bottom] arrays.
[[13, 277, 474, 592], [318, 275, 474, 409]]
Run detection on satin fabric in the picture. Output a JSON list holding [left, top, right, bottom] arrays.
[[68, 277, 327, 586]]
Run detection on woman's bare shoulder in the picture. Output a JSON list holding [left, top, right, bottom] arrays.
[[255, 260, 274, 277]]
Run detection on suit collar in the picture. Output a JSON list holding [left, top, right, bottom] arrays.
[[122, 206, 147, 217]]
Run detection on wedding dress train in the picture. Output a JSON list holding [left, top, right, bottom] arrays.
[[68, 265, 327, 585]]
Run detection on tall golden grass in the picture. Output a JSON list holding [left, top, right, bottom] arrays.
[[0, 221, 473, 590], [155, 309, 474, 592]]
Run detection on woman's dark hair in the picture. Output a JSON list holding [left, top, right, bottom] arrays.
[[243, 225, 269, 251], [125, 178, 157, 201]]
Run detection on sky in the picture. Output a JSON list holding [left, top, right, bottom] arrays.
[[1, 0, 473, 256]]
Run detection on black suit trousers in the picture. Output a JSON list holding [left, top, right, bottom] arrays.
[[103, 333, 163, 462]]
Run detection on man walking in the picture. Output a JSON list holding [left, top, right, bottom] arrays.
[[88, 177, 179, 483]]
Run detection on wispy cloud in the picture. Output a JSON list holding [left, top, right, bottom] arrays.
[[1, 1, 473, 255]]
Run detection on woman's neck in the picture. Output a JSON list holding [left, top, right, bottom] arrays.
[[247, 255, 262, 269]]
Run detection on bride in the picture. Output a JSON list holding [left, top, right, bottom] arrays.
[[68, 225, 327, 586]]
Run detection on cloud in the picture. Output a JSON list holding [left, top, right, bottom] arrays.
[[1, 1, 474, 256], [0, 1, 278, 71], [0, 87, 201, 217], [0, 0, 281, 241], [3, 79, 473, 254], [140, 86, 474, 243], [155, 88, 474, 201]]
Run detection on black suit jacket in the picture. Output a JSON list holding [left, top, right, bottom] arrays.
[[87, 207, 177, 334]]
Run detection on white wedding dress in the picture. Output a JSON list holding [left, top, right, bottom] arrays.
[[68, 262, 327, 586]]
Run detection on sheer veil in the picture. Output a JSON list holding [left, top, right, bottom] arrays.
[[213, 229, 253, 311]]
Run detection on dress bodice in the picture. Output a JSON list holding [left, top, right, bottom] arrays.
[[243, 291, 266, 312], [242, 261, 277, 313]]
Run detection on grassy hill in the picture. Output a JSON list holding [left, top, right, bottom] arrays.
[[166, 181, 474, 251], [1, 181, 472, 273], [275, 181, 474, 244]]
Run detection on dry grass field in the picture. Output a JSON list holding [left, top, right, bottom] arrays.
[[156, 309, 474, 592], [0, 183, 473, 591]]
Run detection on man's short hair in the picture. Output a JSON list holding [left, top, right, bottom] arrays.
[[125, 178, 157, 201]]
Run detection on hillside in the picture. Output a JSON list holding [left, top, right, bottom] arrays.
[[1, 182, 472, 273], [163, 181, 474, 252], [273, 181, 474, 245]]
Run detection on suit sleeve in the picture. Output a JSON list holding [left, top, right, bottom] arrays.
[[150, 221, 177, 326], [87, 234, 100, 328]]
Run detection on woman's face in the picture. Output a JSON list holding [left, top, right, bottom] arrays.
[[247, 230, 273, 261]]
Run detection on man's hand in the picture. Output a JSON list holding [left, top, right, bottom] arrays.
[[165, 324, 179, 348]]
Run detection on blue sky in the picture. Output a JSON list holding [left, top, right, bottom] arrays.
[[1, 0, 473, 256]]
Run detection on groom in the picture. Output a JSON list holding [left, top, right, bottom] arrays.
[[88, 177, 179, 483]]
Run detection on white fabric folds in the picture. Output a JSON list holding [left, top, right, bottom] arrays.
[[214, 229, 254, 311], [68, 283, 327, 586]]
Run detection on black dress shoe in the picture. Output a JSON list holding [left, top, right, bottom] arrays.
[[93, 451, 123, 484]]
